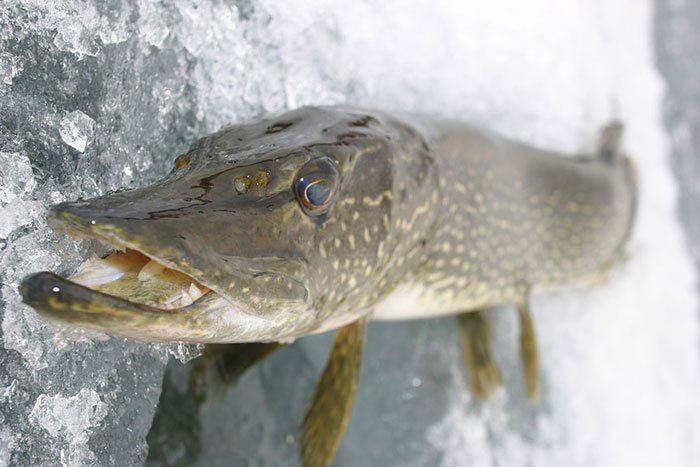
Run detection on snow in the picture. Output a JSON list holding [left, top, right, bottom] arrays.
[[1, 0, 699, 466]]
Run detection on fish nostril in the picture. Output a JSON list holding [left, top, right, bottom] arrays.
[[174, 154, 191, 170], [234, 169, 269, 194]]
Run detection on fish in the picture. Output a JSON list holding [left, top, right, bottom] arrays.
[[20, 106, 637, 467]]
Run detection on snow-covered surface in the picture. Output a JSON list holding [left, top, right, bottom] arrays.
[[1, 0, 699, 466]]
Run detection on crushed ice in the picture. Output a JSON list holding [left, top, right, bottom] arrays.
[[29, 389, 108, 466], [59, 111, 95, 153]]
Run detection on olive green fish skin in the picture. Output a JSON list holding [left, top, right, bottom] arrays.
[[373, 117, 636, 319], [21, 106, 636, 341], [22, 107, 434, 341]]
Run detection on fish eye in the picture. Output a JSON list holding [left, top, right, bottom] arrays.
[[294, 157, 339, 216]]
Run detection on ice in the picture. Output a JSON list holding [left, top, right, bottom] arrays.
[[0, 428, 16, 467], [59, 111, 95, 153], [29, 388, 108, 465], [53, 17, 102, 58], [0, 152, 39, 240], [0, 152, 36, 204], [1, 0, 700, 466], [0, 200, 42, 240], [0, 52, 23, 92]]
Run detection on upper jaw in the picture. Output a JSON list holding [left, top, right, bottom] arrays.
[[21, 200, 316, 343], [47, 201, 213, 307]]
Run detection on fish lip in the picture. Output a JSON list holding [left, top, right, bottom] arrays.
[[20, 271, 178, 325], [19, 271, 252, 343]]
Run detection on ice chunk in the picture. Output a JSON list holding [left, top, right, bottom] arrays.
[[59, 111, 95, 153], [0, 428, 16, 467], [28, 388, 109, 466], [1, 4, 177, 466], [0, 52, 23, 92], [53, 17, 101, 57], [163, 343, 205, 364], [29, 388, 107, 444], [0, 152, 36, 204], [0, 152, 39, 239], [0, 200, 42, 239], [137, 1, 170, 48]]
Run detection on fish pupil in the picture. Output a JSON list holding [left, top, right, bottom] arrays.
[[306, 179, 331, 206], [294, 156, 339, 215]]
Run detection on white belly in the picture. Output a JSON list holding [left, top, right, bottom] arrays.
[[372, 283, 464, 321], [371, 280, 523, 321]]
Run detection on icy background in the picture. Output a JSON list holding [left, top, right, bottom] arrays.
[[1, 0, 699, 466]]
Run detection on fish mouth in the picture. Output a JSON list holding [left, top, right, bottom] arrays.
[[20, 207, 262, 343]]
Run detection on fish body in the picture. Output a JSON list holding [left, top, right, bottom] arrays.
[[20, 106, 636, 467], [373, 115, 636, 320]]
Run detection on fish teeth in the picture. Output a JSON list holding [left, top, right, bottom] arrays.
[[179, 292, 194, 307], [71, 251, 146, 287], [188, 282, 204, 302], [159, 283, 204, 310], [161, 291, 190, 309], [138, 259, 165, 281], [71, 255, 127, 287]]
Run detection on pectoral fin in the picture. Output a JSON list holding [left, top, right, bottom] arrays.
[[458, 310, 501, 399], [189, 342, 282, 404], [299, 318, 369, 467], [517, 305, 539, 401]]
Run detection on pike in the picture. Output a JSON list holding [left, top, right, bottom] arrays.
[[20, 106, 636, 466]]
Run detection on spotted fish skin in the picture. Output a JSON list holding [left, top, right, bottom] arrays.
[[20, 106, 637, 467], [373, 116, 636, 320], [21, 106, 635, 340]]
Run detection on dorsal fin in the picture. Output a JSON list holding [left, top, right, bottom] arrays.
[[598, 121, 624, 163]]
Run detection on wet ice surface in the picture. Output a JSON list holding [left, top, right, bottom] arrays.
[[1, 0, 699, 466]]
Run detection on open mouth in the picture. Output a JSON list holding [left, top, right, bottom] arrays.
[[70, 248, 211, 310], [20, 202, 305, 344], [18, 218, 233, 342], [22, 202, 222, 314]]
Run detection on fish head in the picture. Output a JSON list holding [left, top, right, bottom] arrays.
[[21, 107, 406, 343]]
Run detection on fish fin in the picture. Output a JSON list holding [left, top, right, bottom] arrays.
[[517, 304, 539, 401], [188, 342, 282, 404], [457, 310, 501, 399], [299, 317, 369, 467], [598, 120, 624, 162]]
